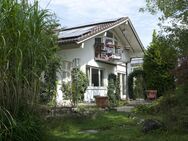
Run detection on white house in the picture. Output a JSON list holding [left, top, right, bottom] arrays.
[[56, 17, 144, 105]]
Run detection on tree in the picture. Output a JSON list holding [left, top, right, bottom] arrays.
[[142, 0, 188, 131], [143, 31, 177, 96], [140, 0, 188, 24], [141, 0, 188, 57]]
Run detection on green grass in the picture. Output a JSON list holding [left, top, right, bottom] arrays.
[[43, 111, 188, 141]]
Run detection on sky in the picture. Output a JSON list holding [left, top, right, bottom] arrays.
[[38, 0, 160, 48]]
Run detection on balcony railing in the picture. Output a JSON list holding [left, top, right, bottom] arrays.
[[94, 43, 122, 63]]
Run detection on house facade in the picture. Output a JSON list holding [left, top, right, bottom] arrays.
[[56, 17, 144, 105]]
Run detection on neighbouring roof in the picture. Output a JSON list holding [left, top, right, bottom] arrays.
[[58, 17, 144, 52]]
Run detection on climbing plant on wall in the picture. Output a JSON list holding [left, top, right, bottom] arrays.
[[107, 73, 121, 106]]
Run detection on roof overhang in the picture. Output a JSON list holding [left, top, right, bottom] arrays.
[[58, 17, 145, 54]]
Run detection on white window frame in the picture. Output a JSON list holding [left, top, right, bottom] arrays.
[[86, 66, 104, 87]]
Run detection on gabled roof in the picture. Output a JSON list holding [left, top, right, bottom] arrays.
[[58, 17, 144, 51], [58, 17, 128, 43]]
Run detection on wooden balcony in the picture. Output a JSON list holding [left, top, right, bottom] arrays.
[[94, 43, 122, 64]]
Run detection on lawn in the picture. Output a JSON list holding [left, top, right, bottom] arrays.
[[43, 110, 188, 141]]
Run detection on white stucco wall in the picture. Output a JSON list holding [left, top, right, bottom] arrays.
[[56, 35, 142, 104], [57, 38, 119, 102]]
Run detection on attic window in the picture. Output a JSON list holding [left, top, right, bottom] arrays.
[[95, 38, 102, 44], [106, 31, 113, 38]]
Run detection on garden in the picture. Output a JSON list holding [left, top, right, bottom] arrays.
[[43, 108, 188, 141], [0, 0, 188, 141]]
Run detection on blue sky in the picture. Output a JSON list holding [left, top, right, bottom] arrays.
[[38, 0, 160, 48]]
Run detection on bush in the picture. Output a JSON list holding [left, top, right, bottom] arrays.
[[107, 79, 117, 107], [61, 69, 88, 105], [133, 102, 159, 114], [158, 85, 188, 131]]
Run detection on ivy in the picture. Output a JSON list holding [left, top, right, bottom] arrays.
[[40, 56, 60, 104], [62, 69, 88, 106], [107, 73, 121, 107]]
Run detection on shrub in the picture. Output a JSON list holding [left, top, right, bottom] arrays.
[[143, 31, 177, 97], [72, 69, 88, 102], [159, 85, 188, 131], [62, 69, 88, 106], [107, 79, 117, 107], [133, 102, 159, 114]]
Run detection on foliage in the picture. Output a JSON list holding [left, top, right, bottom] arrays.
[[107, 73, 121, 106], [141, 0, 188, 132], [0, 107, 43, 141], [62, 81, 72, 100], [157, 85, 188, 131], [134, 84, 188, 131], [62, 69, 88, 105], [115, 75, 121, 101], [107, 79, 117, 106], [40, 56, 60, 104], [134, 75, 145, 99], [133, 102, 159, 115], [143, 31, 177, 97], [0, 0, 59, 140], [140, 0, 188, 24], [128, 69, 146, 99], [0, 107, 15, 141], [173, 56, 188, 85], [12, 113, 43, 141], [141, 0, 188, 56], [0, 0, 58, 116], [43, 111, 188, 141]]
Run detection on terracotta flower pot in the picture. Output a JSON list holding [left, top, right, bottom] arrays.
[[146, 90, 157, 100], [95, 96, 108, 108]]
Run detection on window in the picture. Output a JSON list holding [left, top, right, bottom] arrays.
[[106, 31, 113, 38], [92, 68, 99, 86], [61, 61, 72, 80], [95, 38, 102, 44], [86, 66, 104, 87]]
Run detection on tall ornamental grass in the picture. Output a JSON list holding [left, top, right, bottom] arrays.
[[0, 0, 59, 140], [0, 0, 58, 116]]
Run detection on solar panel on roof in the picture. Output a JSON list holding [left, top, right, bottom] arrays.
[[58, 26, 95, 38]]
